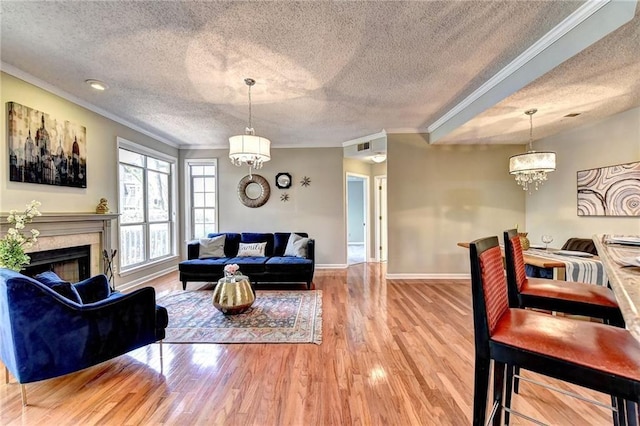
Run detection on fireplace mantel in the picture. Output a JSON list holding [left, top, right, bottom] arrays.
[[1, 213, 119, 276]]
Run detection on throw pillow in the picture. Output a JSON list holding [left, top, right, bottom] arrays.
[[34, 270, 66, 286], [34, 271, 82, 304], [199, 234, 226, 259], [237, 242, 267, 257], [284, 233, 309, 258]]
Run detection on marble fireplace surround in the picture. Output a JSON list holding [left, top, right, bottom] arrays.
[[0, 213, 118, 277]]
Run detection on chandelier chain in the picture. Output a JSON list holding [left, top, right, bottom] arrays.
[[248, 82, 252, 131]]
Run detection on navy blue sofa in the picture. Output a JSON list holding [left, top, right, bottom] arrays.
[[0, 269, 168, 405], [179, 232, 315, 290]]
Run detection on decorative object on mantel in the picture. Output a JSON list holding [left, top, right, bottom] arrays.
[[237, 174, 271, 208], [577, 161, 640, 216], [281, 193, 290, 202], [102, 249, 117, 291], [0, 200, 41, 271], [509, 109, 556, 192], [228, 78, 271, 179], [275, 172, 292, 189], [8, 102, 87, 188], [95, 198, 110, 214], [300, 176, 311, 187]]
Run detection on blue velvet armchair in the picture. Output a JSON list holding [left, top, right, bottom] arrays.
[[0, 269, 168, 405]]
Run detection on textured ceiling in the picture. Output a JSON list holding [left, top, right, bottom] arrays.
[[1, 1, 637, 149]]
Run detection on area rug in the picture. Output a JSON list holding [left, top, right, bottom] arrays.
[[156, 290, 322, 344]]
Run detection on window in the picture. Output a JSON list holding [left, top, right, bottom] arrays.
[[118, 142, 176, 270], [186, 160, 218, 239]]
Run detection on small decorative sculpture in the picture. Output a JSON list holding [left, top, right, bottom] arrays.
[[96, 198, 109, 214]]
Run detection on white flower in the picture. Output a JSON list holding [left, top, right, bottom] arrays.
[[14, 222, 25, 230], [224, 263, 240, 274], [31, 229, 40, 237]]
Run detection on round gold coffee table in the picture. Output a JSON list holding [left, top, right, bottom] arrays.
[[212, 274, 255, 314]]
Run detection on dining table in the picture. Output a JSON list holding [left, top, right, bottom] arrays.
[[592, 234, 640, 343], [457, 241, 605, 284]]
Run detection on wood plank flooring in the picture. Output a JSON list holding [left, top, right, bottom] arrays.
[[0, 264, 613, 425]]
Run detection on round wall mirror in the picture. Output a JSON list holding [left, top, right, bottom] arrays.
[[237, 174, 270, 208]]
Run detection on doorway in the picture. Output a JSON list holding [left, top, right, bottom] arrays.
[[374, 175, 388, 262], [346, 173, 369, 264]]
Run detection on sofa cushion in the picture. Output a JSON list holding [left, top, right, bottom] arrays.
[[34, 271, 82, 304], [284, 233, 309, 258], [237, 242, 267, 257], [207, 233, 241, 257], [265, 256, 313, 273], [241, 233, 274, 256], [179, 258, 230, 274], [227, 256, 269, 274], [199, 234, 226, 258], [274, 232, 308, 256]]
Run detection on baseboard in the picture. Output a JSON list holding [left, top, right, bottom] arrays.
[[117, 265, 177, 292], [316, 264, 348, 269], [385, 273, 470, 280]]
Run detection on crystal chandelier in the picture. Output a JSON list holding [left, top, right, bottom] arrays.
[[509, 109, 556, 192], [229, 78, 271, 178]]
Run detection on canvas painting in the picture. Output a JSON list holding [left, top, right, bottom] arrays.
[[577, 161, 640, 216], [7, 101, 87, 188]]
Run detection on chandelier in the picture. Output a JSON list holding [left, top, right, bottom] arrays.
[[509, 109, 556, 192], [229, 78, 271, 178]]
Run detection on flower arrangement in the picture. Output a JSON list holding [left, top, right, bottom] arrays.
[[0, 200, 41, 272], [224, 263, 240, 276]]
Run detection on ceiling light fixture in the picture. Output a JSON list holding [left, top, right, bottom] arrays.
[[371, 153, 386, 163], [85, 79, 108, 91], [229, 78, 271, 178], [509, 109, 556, 192]]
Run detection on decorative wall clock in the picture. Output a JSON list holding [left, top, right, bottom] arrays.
[[275, 172, 292, 189]]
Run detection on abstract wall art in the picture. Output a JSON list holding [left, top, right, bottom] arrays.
[[7, 101, 87, 188], [577, 161, 640, 216]]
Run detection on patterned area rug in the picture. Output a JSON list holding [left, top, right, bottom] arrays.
[[157, 290, 322, 344]]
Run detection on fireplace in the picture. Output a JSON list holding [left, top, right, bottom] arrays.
[[1, 213, 118, 283], [23, 245, 91, 282]]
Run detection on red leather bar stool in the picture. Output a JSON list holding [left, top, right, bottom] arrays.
[[503, 228, 624, 328], [503, 229, 632, 424], [469, 236, 640, 426]]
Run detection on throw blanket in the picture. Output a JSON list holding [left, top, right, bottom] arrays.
[[527, 248, 608, 286]]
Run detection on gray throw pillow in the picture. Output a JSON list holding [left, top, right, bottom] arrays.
[[199, 234, 226, 259], [284, 233, 309, 258]]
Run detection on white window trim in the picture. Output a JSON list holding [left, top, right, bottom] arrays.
[[116, 137, 178, 273], [184, 158, 218, 242]]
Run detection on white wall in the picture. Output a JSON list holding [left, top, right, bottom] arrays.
[[180, 147, 346, 266], [526, 106, 640, 245], [387, 134, 526, 276]]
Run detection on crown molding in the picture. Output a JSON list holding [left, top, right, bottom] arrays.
[[1, 62, 182, 148], [427, 0, 636, 143]]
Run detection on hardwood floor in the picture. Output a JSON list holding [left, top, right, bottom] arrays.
[[0, 264, 613, 425]]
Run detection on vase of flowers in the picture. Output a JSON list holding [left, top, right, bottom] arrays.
[[0, 200, 42, 272]]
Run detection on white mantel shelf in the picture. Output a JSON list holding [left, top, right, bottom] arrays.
[[1, 213, 119, 224]]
